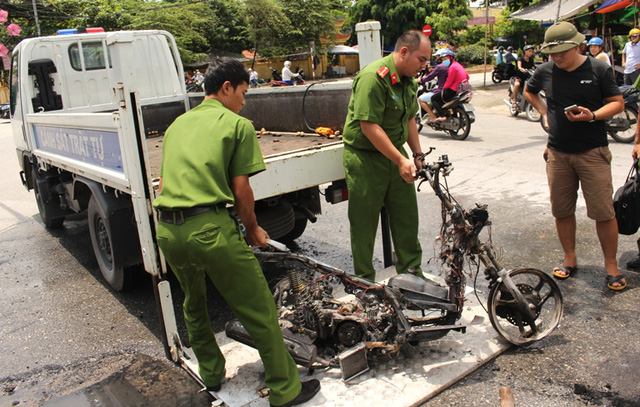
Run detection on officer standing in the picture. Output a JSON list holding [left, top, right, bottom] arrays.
[[342, 30, 430, 281], [153, 58, 320, 407]]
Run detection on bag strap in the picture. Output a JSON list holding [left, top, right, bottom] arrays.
[[628, 158, 639, 186]]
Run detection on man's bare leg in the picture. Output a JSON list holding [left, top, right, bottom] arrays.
[[554, 214, 577, 277], [596, 218, 626, 287]]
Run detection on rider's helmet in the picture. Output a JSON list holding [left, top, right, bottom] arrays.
[[541, 21, 585, 54], [523, 45, 534, 51], [284, 60, 291, 68], [498, 46, 504, 51], [507, 46, 514, 51], [629, 28, 640, 37], [588, 37, 604, 47], [440, 49, 455, 58]]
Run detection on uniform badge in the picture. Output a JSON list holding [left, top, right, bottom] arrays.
[[377, 66, 389, 78], [390, 72, 399, 85]]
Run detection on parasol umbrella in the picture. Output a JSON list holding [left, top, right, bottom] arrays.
[[596, 0, 635, 13]]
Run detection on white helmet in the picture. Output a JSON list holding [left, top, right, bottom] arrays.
[[284, 61, 291, 68]]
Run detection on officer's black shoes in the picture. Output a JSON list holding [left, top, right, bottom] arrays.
[[200, 383, 221, 393], [270, 379, 321, 407]]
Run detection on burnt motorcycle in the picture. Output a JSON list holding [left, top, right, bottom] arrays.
[[226, 150, 564, 376], [503, 69, 541, 122], [416, 80, 476, 141], [540, 86, 639, 144]]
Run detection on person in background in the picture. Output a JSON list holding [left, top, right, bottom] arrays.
[[504, 46, 517, 77], [249, 68, 259, 88], [153, 57, 321, 407], [418, 48, 449, 122], [622, 28, 640, 85], [282, 61, 300, 86], [496, 46, 506, 67], [431, 49, 469, 121], [342, 29, 430, 281], [588, 37, 611, 66], [511, 44, 536, 108], [524, 21, 626, 291]]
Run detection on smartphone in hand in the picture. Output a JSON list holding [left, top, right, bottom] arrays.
[[564, 104, 580, 113]]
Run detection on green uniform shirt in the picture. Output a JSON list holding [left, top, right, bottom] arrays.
[[342, 54, 419, 151], [153, 98, 266, 209]]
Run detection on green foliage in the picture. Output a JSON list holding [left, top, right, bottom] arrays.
[[345, 0, 430, 46], [457, 25, 486, 46], [455, 44, 486, 65], [243, 0, 292, 57], [278, 0, 345, 51], [425, 0, 473, 43], [493, 10, 544, 49]]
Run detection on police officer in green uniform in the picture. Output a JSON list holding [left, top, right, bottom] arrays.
[[343, 30, 431, 281], [153, 58, 320, 407]]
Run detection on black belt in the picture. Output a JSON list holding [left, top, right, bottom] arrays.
[[157, 205, 225, 225]]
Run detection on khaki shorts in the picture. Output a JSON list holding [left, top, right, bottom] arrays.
[[545, 146, 615, 221]]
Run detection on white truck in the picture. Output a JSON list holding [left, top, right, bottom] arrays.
[[9, 29, 348, 373]]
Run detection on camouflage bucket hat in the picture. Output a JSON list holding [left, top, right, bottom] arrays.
[[541, 21, 585, 54]]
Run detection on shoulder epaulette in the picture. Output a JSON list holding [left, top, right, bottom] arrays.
[[377, 66, 389, 78]]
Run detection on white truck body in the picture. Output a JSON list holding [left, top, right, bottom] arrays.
[[9, 30, 346, 379]]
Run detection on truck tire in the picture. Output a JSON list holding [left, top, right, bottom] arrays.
[[32, 170, 64, 229], [88, 196, 128, 291], [279, 209, 308, 243], [255, 200, 295, 241]]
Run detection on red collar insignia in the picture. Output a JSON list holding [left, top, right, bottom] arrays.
[[377, 66, 389, 78], [390, 72, 399, 85]]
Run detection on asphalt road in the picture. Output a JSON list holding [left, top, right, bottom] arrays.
[[1, 83, 639, 407]]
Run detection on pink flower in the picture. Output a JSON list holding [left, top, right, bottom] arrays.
[[0, 10, 8, 23], [7, 23, 21, 36], [0, 44, 8, 58]]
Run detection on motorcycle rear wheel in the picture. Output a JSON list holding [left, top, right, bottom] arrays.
[[487, 268, 563, 346], [525, 102, 541, 122], [448, 106, 471, 140], [608, 106, 638, 143], [492, 70, 503, 84]]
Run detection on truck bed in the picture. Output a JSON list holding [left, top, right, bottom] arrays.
[[146, 131, 342, 178]]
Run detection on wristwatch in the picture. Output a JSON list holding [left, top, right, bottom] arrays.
[[589, 111, 597, 122], [413, 152, 423, 158]]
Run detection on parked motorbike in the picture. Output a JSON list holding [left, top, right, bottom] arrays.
[[540, 86, 639, 144], [415, 79, 476, 140], [503, 69, 541, 122], [491, 63, 516, 84], [225, 150, 563, 375]]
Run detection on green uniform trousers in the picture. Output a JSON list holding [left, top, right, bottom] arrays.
[[344, 144, 423, 281], [156, 208, 301, 406]]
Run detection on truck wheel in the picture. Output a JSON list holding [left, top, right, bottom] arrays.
[[88, 196, 127, 291], [255, 200, 295, 241], [32, 170, 64, 229], [280, 209, 308, 243]]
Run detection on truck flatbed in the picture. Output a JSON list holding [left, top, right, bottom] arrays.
[[146, 131, 342, 178]]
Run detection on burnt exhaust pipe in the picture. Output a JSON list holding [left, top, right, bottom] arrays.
[[225, 320, 330, 368]]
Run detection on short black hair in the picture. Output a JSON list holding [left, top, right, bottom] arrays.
[[395, 30, 428, 53], [203, 57, 249, 95]]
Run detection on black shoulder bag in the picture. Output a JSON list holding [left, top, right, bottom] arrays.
[[613, 159, 640, 235]]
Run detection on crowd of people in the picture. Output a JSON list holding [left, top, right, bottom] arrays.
[[151, 21, 639, 406]]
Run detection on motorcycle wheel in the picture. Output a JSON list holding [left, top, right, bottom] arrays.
[[487, 268, 563, 346], [525, 102, 541, 122], [492, 70, 502, 84], [608, 106, 638, 143], [448, 106, 471, 140]]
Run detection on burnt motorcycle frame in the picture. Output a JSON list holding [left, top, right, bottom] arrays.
[[226, 151, 564, 370]]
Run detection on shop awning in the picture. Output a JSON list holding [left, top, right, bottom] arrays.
[[509, 0, 600, 22], [595, 0, 634, 13], [329, 45, 358, 54]]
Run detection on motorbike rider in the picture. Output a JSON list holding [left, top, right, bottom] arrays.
[[511, 45, 536, 108], [504, 46, 517, 77], [282, 61, 301, 86], [589, 37, 611, 66], [418, 48, 449, 122], [496, 46, 506, 66], [431, 49, 470, 121], [622, 28, 640, 85]]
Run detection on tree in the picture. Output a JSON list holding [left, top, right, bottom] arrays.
[[425, 0, 473, 44], [278, 0, 346, 51], [243, 0, 292, 58]]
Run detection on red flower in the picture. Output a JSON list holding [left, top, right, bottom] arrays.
[[0, 9, 8, 23], [7, 23, 21, 36], [0, 44, 8, 57]]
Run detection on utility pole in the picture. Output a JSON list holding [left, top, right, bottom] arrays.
[[32, 0, 41, 36]]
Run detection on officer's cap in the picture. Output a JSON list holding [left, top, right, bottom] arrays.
[[541, 21, 585, 54]]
